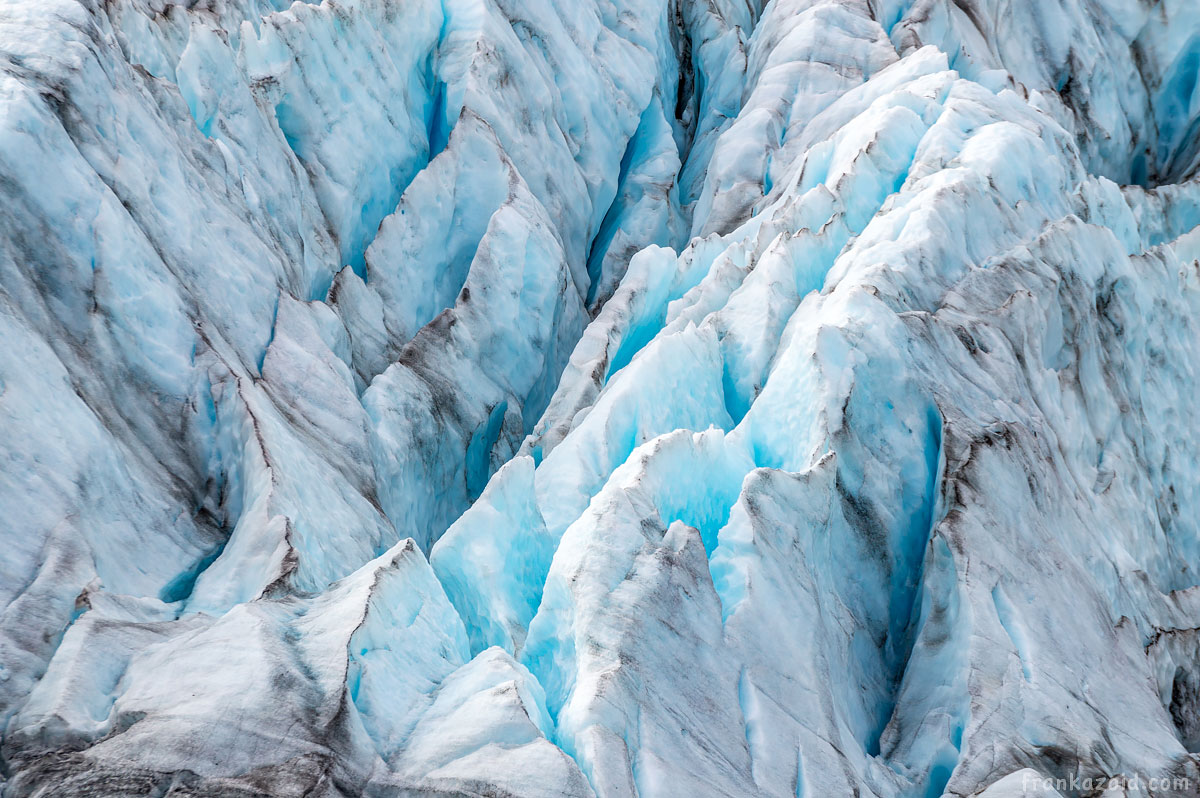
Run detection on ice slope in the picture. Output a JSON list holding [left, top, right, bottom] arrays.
[[2, 0, 1200, 796]]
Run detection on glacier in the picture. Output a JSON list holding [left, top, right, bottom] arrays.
[[1, 0, 1200, 795]]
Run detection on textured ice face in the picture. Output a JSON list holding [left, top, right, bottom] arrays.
[[2, 0, 1200, 796]]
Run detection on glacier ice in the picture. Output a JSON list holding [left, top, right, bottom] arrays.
[[2, 0, 1200, 796]]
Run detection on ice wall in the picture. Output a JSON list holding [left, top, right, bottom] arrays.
[[2, 0, 1200, 796]]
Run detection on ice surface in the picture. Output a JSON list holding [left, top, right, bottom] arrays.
[[3, 0, 1200, 796]]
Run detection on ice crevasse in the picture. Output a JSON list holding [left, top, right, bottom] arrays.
[[2, 0, 1200, 795]]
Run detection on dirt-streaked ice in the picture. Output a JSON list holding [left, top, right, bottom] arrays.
[[2, 0, 1200, 796]]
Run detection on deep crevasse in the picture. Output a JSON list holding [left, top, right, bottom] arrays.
[[2, 0, 1200, 796]]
